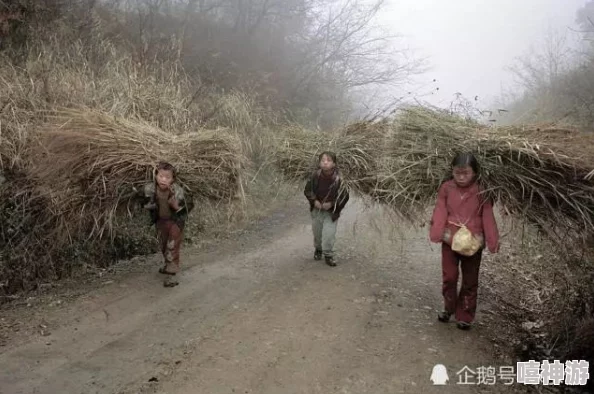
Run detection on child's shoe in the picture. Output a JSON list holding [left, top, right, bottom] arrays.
[[164, 276, 179, 287], [325, 256, 337, 267], [437, 311, 452, 322], [314, 249, 323, 260]]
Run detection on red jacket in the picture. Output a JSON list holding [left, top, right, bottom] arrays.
[[429, 179, 499, 253]]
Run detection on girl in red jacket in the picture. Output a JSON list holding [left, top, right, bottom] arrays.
[[429, 152, 499, 330]]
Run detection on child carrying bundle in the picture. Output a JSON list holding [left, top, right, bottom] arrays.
[[304, 152, 350, 267], [429, 153, 500, 330]]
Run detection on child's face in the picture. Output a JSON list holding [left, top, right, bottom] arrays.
[[452, 165, 475, 187], [319, 155, 335, 172], [156, 169, 174, 190]]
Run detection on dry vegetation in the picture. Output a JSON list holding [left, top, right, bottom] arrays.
[[0, 1, 297, 295], [1, 0, 593, 389], [275, 106, 594, 243], [478, 3, 594, 385], [479, 220, 594, 393], [495, 3, 594, 130], [275, 106, 594, 388], [0, 0, 419, 295]]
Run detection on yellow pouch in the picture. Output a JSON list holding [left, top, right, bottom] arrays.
[[450, 223, 482, 257]]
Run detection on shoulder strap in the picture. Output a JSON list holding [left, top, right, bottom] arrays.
[[333, 169, 341, 183], [144, 182, 155, 196], [172, 183, 185, 202]]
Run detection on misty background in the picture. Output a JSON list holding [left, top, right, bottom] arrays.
[[1, 0, 593, 129], [368, 0, 590, 122]]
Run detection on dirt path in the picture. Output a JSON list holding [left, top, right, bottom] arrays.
[[0, 197, 528, 394]]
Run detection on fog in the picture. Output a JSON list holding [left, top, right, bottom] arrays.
[[378, 0, 588, 110]]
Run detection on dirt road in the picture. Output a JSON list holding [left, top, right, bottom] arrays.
[[0, 197, 527, 394]]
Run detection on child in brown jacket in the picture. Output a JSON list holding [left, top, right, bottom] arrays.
[[142, 162, 193, 287]]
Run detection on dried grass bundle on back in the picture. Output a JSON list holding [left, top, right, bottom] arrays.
[[273, 105, 594, 245], [272, 108, 470, 215], [376, 106, 594, 242], [359, 107, 474, 219], [28, 108, 243, 247], [273, 121, 389, 191]]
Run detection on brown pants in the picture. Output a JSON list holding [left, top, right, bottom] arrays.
[[157, 219, 183, 274], [441, 243, 482, 323]]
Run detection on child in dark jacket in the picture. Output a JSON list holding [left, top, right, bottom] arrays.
[[142, 162, 193, 287], [429, 152, 499, 329], [303, 151, 350, 266]]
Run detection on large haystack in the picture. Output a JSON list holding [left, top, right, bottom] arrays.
[[375, 108, 594, 237], [274, 106, 594, 245], [29, 108, 243, 241], [1, 108, 243, 293], [273, 122, 389, 188]]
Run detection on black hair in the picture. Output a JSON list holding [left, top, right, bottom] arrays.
[[451, 152, 479, 174], [319, 151, 337, 164], [155, 161, 176, 178]]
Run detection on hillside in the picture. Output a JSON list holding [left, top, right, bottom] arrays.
[[1, 1, 593, 392], [0, 0, 418, 293]]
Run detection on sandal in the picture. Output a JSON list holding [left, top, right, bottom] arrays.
[[457, 321, 471, 330]]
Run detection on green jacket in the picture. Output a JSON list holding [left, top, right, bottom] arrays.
[[141, 182, 194, 230]]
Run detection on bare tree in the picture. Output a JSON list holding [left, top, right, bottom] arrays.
[[291, 0, 420, 91], [507, 27, 574, 93], [497, 26, 586, 125], [79, 0, 423, 128]]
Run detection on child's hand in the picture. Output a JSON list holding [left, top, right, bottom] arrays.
[[321, 202, 332, 210], [490, 242, 500, 254], [314, 200, 322, 209], [168, 195, 180, 211], [442, 228, 452, 245]]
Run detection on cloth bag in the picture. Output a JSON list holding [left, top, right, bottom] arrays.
[[450, 223, 482, 257]]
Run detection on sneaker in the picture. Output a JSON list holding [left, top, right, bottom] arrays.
[[437, 311, 452, 322], [314, 249, 323, 260], [457, 321, 471, 330], [325, 256, 337, 267]]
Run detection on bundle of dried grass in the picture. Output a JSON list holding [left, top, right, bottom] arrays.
[[27, 108, 243, 245], [274, 106, 594, 242], [378, 107, 594, 239], [273, 122, 389, 188]]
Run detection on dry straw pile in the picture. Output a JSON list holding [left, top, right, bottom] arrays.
[[273, 122, 389, 189], [274, 106, 594, 244], [1, 108, 243, 292], [30, 108, 243, 240]]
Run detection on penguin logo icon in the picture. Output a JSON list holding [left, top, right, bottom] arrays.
[[430, 364, 449, 385]]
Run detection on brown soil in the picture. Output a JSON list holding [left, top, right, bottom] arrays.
[[0, 197, 531, 394]]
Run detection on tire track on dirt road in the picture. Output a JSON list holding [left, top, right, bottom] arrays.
[[0, 198, 527, 394]]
